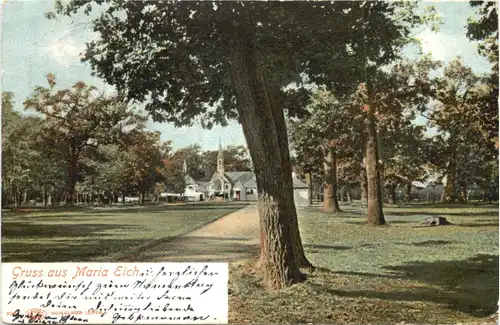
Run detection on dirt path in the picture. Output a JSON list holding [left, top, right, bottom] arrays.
[[136, 204, 260, 262]]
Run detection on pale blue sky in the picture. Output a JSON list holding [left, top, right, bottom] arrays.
[[1, 1, 491, 150]]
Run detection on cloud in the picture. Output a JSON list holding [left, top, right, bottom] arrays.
[[418, 29, 462, 61], [417, 28, 490, 73], [44, 38, 84, 65]]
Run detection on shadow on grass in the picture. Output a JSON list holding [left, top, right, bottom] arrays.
[[391, 202, 499, 209], [305, 244, 352, 251], [1, 238, 149, 262], [395, 240, 457, 247], [386, 220, 418, 224], [1, 221, 139, 238], [86, 204, 247, 215], [122, 235, 259, 262], [342, 221, 368, 225], [454, 222, 499, 228], [2, 202, 249, 216], [322, 254, 499, 317], [387, 211, 499, 217]]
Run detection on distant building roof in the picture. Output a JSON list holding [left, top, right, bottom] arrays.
[[292, 177, 308, 189], [225, 171, 254, 184], [185, 175, 197, 185], [412, 181, 426, 189], [243, 175, 257, 188]]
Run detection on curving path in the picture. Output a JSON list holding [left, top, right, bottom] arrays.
[[135, 204, 261, 262]]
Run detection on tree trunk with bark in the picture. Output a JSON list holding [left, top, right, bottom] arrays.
[[365, 109, 386, 225], [266, 83, 311, 270], [360, 166, 368, 205], [66, 145, 80, 206], [444, 160, 457, 202], [13, 188, 19, 209], [305, 171, 313, 206], [404, 183, 412, 202], [346, 188, 352, 203], [388, 184, 397, 204], [42, 186, 47, 207], [322, 148, 341, 213], [122, 192, 126, 204], [227, 16, 309, 288], [459, 181, 468, 203]]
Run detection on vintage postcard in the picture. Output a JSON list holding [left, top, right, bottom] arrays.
[[1, 1, 498, 324]]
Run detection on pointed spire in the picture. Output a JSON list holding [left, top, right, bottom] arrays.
[[183, 158, 188, 174]]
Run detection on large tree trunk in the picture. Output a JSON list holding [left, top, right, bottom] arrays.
[[228, 16, 307, 288], [47, 190, 53, 207], [260, 69, 311, 266], [444, 161, 457, 202], [322, 148, 341, 213], [360, 165, 368, 205], [365, 107, 386, 225], [404, 183, 412, 202], [122, 192, 126, 204], [266, 84, 311, 270], [305, 171, 313, 206], [42, 186, 47, 207], [388, 184, 397, 204], [459, 181, 468, 203], [66, 148, 79, 206], [13, 188, 19, 209]]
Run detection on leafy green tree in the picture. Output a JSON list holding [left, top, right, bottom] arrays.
[[120, 130, 165, 204], [159, 155, 187, 196], [467, 1, 498, 148], [23, 74, 144, 205], [2, 93, 34, 207], [2, 93, 67, 207], [289, 87, 363, 213], [426, 58, 496, 202], [53, 0, 438, 287], [381, 122, 428, 203]]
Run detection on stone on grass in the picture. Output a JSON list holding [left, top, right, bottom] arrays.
[[420, 216, 452, 226]]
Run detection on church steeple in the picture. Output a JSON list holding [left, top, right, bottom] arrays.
[[183, 158, 188, 174], [217, 138, 224, 175]]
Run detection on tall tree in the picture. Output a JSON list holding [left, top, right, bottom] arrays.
[[288, 87, 361, 213], [426, 58, 496, 202], [382, 123, 428, 203], [53, 0, 437, 287], [23, 74, 144, 205], [467, 1, 499, 148]]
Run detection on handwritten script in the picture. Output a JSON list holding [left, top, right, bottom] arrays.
[[1, 263, 228, 324]]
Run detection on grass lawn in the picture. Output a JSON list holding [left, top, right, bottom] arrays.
[[229, 203, 499, 324], [1, 202, 247, 262]]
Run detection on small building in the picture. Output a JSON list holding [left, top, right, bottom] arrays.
[[183, 160, 208, 202], [186, 140, 310, 206]]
